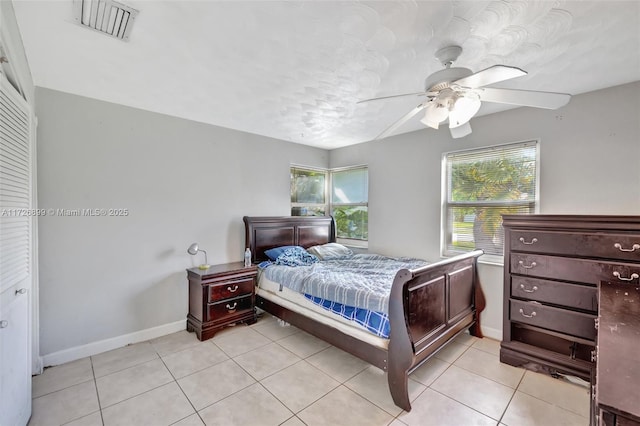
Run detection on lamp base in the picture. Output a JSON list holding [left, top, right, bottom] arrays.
[[198, 264, 210, 270]]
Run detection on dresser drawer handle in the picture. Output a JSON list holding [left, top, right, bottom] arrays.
[[519, 237, 538, 245], [225, 302, 238, 311], [227, 285, 239, 293], [612, 271, 639, 282], [519, 308, 536, 318], [518, 260, 537, 269], [519, 284, 538, 293], [614, 243, 640, 252]]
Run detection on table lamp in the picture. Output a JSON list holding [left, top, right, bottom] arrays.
[[187, 243, 210, 270]]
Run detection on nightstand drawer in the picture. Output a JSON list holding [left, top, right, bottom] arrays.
[[187, 262, 257, 341], [510, 254, 640, 286], [510, 299, 597, 341], [207, 295, 253, 321], [209, 277, 254, 302], [509, 230, 640, 261], [511, 276, 597, 312]]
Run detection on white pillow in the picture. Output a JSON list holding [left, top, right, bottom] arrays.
[[306, 243, 353, 260]]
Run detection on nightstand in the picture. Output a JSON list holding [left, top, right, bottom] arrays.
[[186, 261, 257, 341]]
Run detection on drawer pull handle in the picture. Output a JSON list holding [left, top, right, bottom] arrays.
[[15, 288, 27, 295], [227, 285, 239, 293], [225, 302, 238, 311], [614, 243, 640, 252], [519, 308, 537, 318], [519, 284, 538, 293], [518, 260, 537, 269], [612, 271, 639, 282], [519, 237, 538, 245]]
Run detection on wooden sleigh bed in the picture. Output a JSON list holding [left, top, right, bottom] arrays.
[[244, 215, 485, 412]]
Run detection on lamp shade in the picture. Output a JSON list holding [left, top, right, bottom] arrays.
[[420, 101, 449, 129], [449, 93, 481, 128]]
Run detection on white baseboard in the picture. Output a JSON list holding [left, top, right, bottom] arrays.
[[480, 325, 502, 341], [41, 319, 186, 368]]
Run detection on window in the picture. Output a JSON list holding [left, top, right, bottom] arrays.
[[291, 165, 368, 245], [290, 167, 328, 216], [442, 141, 539, 260], [331, 166, 368, 243]]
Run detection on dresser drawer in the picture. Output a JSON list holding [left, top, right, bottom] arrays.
[[511, 276, 598, 312], [510, 299, 597, 341], [509, 230, 640, 261], [209, 277, 254, 302], [207, 295, 253, 322], [511, 254, 640, 286]]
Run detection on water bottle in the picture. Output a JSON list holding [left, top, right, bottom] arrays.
[[244, 248, 251, 267]]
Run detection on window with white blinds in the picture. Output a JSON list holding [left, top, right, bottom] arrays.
[[0, 77, 32, 293], [442, 140, 539, 259]]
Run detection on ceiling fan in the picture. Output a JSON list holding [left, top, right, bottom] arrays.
[[359, 46, 571, 139]]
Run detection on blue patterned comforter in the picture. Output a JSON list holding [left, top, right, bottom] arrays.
[[262, 254, 428, 314]]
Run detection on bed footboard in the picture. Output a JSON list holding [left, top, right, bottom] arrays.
[[387, 250, 484, 411]]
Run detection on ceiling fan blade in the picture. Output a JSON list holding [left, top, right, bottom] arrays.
[[375, 103, 427, 140], [357, 92, 428, 104], [478, 87, 571, 109], [449, 121, 472, 138], [453, 65, 527, 88]]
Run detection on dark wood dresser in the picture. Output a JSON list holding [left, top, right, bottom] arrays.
[[186, 262, 257, 341], [594, 280, 640, 426], [501, 215, 640, 380]]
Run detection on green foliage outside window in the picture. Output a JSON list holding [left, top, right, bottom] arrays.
[[446, 143, 537, 256], [333, 206, 368, 240]]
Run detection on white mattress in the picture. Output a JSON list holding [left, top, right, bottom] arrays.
[[257, 274, 389, 350]]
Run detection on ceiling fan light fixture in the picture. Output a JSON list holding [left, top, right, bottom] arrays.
[[420, 102, 449, 129], [450, 121, 473, 138], [448, 93, 481, 128]]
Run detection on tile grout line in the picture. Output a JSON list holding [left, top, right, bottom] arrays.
[[156, 349, 207, 426], [496, 368, 527, 426], [390, 358, 455, 422], [90, 354, 106, 426], [428, 386, 505, 423]]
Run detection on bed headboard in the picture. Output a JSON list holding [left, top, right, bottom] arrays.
[[243, 216, 336, 263]]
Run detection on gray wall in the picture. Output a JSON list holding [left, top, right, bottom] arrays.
[[36, 81, 640, 355], [329, 81, 640, 337], [36, 88, 328, 356]]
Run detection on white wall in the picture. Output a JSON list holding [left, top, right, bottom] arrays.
[[36, 88, 328, 360], [329, 81, 640, 338]]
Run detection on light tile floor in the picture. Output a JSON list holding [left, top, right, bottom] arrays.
[[29, 313, 590, 426]]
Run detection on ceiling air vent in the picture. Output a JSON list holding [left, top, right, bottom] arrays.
[[73, 0, 139, 41]]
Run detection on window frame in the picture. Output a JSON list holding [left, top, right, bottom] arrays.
[[441, 140, 540, 264], [329, 165, 369, 248], [290, 164, 369, 248], [290, 165, 329, 216]]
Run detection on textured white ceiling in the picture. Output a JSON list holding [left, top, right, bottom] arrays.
[[12, 0, 640, 149]]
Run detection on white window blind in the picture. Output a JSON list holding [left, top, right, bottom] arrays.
[[443, 140, 538, 258], [0, 77, 32, 293]]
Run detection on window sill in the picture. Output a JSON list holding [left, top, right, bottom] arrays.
[[477, 256, 504, 267], [441, 253, 504, 267], [337, 238, 368, 249]]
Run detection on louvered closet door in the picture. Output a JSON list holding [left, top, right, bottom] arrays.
[[0, 72, 33, 426]]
